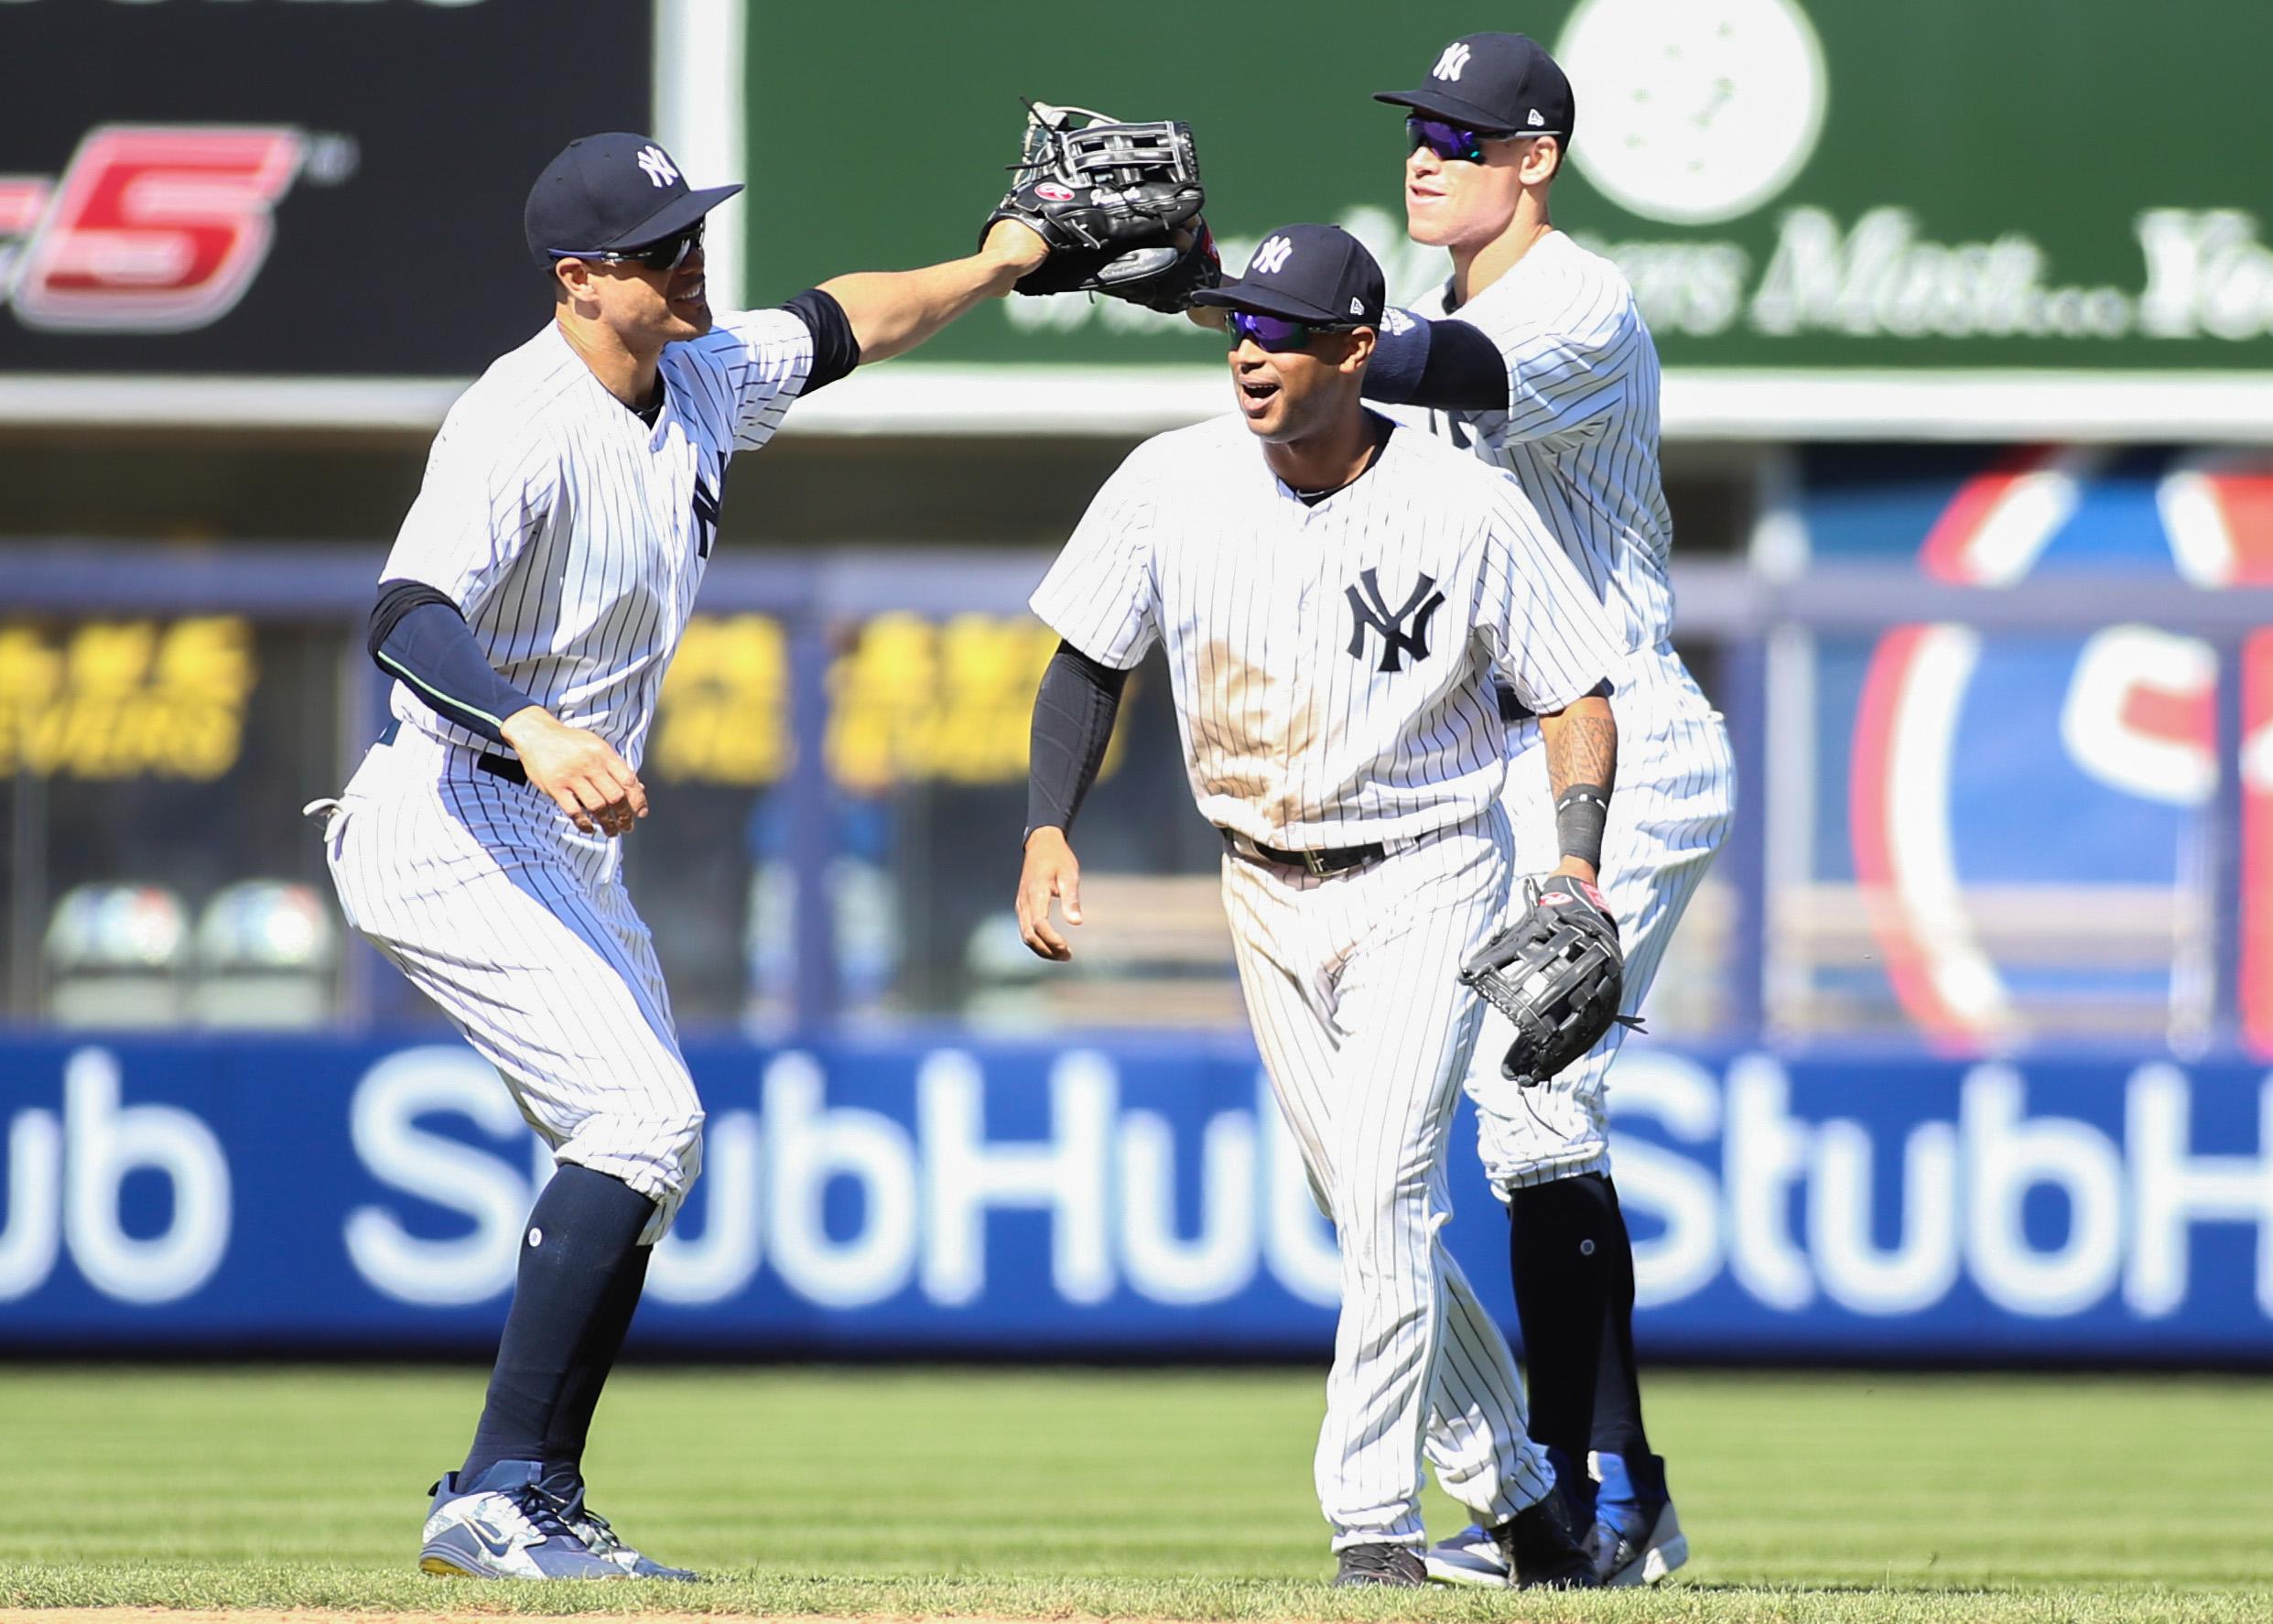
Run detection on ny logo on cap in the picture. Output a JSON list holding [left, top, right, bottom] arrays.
[[1252, 234, 1294, 275], [1433, 41, 1472, 81], [636, 145, 680, 189]]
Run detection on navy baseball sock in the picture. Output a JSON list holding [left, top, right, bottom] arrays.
[[461, 1164, 658, 1486], [1508, 1172, 1626, 1472], [538, 1241, 653, 1496], [1584, 1178, 1654, 1475]]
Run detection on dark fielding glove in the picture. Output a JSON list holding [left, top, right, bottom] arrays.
[[1459, 876, 1643, 1085], [1107, 221, 1222, 314], [985, 101, 1216, 309]]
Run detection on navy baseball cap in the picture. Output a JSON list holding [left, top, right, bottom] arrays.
[[524, 133, 742, 266], [1191, 224, 1386, 327], [1374, 32, 1575, 141]]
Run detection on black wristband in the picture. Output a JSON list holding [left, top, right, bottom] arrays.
[[1554, 784, 1609, 871]]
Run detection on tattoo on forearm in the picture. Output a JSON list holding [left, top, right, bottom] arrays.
[[1545, 705, 1618, 802]]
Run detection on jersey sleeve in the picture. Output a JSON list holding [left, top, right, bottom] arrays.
[[378, 415, 558, 615], [681, 307, 818, 449], [1467, 282, 1644, 443], [1028, 447, 1162, 669], [1470, 474, 1625, 714]]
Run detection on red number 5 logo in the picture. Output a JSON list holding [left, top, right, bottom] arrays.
[[11, 126, 303, 333]]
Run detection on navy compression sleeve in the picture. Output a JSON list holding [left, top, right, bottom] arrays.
[[369, 579, 540, 746], [1025, 641, 1130, 839], [1364, 312, 1508, 411], [781, 287, 860, 395]]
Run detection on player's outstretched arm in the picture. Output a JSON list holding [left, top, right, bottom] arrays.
[[1535, 686, 1617, 883], [815, 222, 1049, 366], [1362, 312, 1509, 411]]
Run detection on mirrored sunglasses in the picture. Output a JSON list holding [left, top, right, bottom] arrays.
[[553, 219, 705, 273], [1405, 116, 1508, 164], [1227, 309, 1357, 352]]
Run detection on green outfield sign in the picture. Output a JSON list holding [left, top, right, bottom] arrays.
[[745, 0, 2273, 375]]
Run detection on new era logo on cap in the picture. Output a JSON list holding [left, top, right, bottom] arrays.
[[635, 145, 679, 188], [1252, 234, 1294, 275], [1527, 109, 1544, 127], [1433, 41, 1472, 81]]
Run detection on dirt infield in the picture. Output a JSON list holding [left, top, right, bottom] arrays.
[[8, 1616, 1092, 1624], [6, 1615, 1079, 1624]]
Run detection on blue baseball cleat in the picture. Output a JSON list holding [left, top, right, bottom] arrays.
[[569, 1505, 699, 1581], [1586, 1451, 1689, 1586], [417, 1460, 625, 1580], [536, 1467, 701, 1582]]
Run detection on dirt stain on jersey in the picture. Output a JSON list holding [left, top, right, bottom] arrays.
[[1195, 637, 1319, 833]]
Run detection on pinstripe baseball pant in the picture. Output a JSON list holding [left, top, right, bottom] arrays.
[[1223, 807, 1553, 1551], [1471, 645, 1736, 1191], [321, 725, 703, 1246]]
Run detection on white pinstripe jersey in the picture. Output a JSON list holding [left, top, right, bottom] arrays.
[[380, 309, 816, 768], [1403, 231, 1674, 656], [1030, 413, 1623, 849]]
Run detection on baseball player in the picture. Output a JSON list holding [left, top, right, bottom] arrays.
[[1360, 31, 1738, 1588], [1017, 223, 1626, 1589], [309, 132, 1073, 1581]]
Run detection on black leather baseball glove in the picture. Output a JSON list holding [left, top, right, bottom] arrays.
[[1459, 876, 1642, 1084], [984, 102, 1219, 312]]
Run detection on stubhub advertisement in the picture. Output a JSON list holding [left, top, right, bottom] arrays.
[[3, 1034, 2269, 1361]]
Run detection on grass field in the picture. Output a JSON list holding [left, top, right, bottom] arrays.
[[0, 1365, 2266, 1620]]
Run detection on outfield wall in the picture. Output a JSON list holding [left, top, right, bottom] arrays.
[[5, 1034, 2268, 1364]]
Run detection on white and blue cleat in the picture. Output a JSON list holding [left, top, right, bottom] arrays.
[[1421, 1521, 1510, 1586], [417, 1460, 625, 1581], [1586, 1496, 1688, 1586], [1423, 1451, 1687, 1588], [565, 1499, 700, 1580], [1586, 1450, 1689, 1587]]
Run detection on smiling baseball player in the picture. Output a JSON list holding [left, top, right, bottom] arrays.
[[308, 130, 1200, 1582], [1355, 32, 1738, 1588], [1016, 224, 1628, 1589]]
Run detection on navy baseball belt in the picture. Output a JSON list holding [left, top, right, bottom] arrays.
[[1223, 829, 1386, 878]]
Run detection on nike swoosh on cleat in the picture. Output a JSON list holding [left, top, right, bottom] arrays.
[[464, 1519, 520, 1560]]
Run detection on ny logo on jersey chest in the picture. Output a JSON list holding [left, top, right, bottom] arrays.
[[1346, 568, 1445, 673], [691, 474, 720, 558]]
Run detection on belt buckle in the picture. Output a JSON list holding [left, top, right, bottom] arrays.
[[1301, 850, 1336, 878]]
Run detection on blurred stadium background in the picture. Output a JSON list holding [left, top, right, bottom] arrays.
[[1, 0, 2270, 1597]]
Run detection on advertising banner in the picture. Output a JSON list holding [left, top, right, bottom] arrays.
[[4, 1034, 2268, 1362], [744, 0, 2273, 379], [1787, 445, 2273, 1048], [0, 0, 652, 375]]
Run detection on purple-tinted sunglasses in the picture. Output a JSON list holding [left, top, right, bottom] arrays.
[[1227, 309, 1358, 352], [1406, 116, 1513, 164]]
